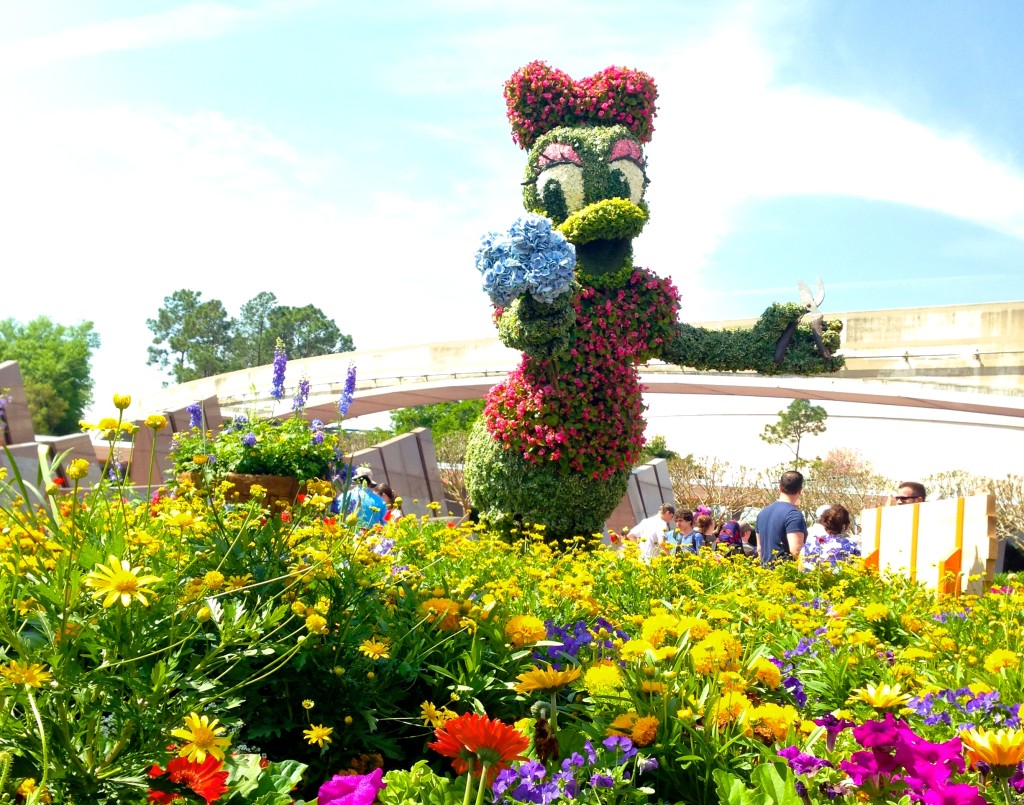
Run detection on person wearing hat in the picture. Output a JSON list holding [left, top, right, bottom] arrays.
[[332, 466, 387, 529], [806, 505, 831, 541]]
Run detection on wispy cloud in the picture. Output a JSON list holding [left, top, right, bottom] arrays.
[[0, 1, 314, 76]]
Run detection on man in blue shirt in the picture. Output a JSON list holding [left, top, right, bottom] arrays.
[[756, 470, 807, 566]]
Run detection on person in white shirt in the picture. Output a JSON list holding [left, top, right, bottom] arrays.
[[627, 503, 676, 562]]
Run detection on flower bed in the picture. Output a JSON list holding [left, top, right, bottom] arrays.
[[0, 425, 1023, 804]]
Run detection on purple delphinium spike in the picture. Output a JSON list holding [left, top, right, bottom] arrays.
[[270, 340, 287, 401], [338, 362, 357, 417], [186, 402, 202, 429], [292, 376, 310, 412]]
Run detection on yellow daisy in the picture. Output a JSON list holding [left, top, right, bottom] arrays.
[[513, 664, 582, 694], [83, 555, 161, 608], [359, 638, 392, 661], [170, 713, 231, 763], [960, 727, 1024, 775], [848, 683, 912, 710], [303, 724, 334, 748], [1, 660, 52, 689]]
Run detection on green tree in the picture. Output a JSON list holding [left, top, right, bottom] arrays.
[[232, 291, 280, 369], [390, 400, 485, 439], [147, 290, 236, 383], [0, 317, 99, 435], [268, 304, 355, 359], [760, 398, 828, 467]]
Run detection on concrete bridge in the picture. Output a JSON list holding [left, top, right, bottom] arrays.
[[130, 300, 1024, 426]]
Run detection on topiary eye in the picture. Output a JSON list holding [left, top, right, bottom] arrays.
[[535, 163, 585, 221], [608, 159, 646, 205]]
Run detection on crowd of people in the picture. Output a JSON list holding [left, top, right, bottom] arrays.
[[624, 471, 929, 571]]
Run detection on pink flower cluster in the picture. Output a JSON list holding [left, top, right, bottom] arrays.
[[504, 61, 658, 149], [484, 269, 681, 480]]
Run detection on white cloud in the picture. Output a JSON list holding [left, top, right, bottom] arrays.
[[635, 20, 1024, 318]]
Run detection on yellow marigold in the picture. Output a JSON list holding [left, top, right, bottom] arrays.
[[651, 645, 678, 662], [584, 661, 623, 695], [751, 658, 782, 689], [677, 616, 712, 640], [608, 712, 638, 737], [641, 613, 680, 647], [291, 601, 308, 617], [691, 630, 743, 675], [984, 649, 1020, 674], [630, 715, 660, 746], [713, 690, 752, 727], [720, 671, 747, 693], [203, 570, 225, 591], [619, 639, 655, 661], [639, 680, 667, 696], [305, 613, 328, 635], [504, 615, 547, 647], [901, 614, 925, 632], [421, 597, 461, 631], [756, 602, 786, 622], [832, 597, 858, 617], [902, 647, 934, 661], [863, 603, 889, 622], [749, 702, 799, 742]]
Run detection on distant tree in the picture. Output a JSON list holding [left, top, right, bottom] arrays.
[[268, 304, 355, 359], [147, 290, 235, 383], [0, 317, 99, 435], [760, 398, 828, 467], [232, 291, 279, 369], [147, 291, 356, 382], [637, 434, 679, 465], [391, 401, 485, 439], [667, 454, 775, 518], [803, 448, 892, 520]]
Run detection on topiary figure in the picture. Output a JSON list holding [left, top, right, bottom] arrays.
[[464, 62, 843, 542]]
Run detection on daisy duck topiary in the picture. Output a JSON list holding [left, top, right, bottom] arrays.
[[464, 62, 843, 542]]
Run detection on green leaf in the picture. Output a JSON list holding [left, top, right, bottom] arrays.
[[751, 762, 803, 805], [713, 769, 760, 805]]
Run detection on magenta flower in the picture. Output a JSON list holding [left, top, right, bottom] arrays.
[[318, 768, 386, 805], [918, 783, 987, 805], [853, 713, 901, 748]]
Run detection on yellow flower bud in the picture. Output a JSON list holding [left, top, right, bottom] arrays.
[[113, 394, 131, 410], [145, 414, 168, 431], [66, 459, 90, 480]]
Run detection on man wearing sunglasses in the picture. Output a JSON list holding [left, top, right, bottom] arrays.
[[894, 481, 926, 505]]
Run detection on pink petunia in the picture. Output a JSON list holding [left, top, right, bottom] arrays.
[[318, 768, 386, 805]]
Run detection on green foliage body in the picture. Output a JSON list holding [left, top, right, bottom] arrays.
[[760, 399, 829, 467]]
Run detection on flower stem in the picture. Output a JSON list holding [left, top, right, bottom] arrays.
[[462, 758, 476, 805], [475, 764, 491, 805], [26, 690, 49, 795]]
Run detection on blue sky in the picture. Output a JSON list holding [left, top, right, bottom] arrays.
[[1, 1, 1022, 415]]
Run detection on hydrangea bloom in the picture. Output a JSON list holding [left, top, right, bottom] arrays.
[[476, 215, 575, 307]]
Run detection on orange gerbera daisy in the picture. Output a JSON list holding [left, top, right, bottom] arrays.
[[428, 712, 529, 783], [147, 754, 228, 805]]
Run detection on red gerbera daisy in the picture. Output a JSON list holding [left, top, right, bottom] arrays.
[[428, 712, 529, 783], [147, 754, 229, 805]]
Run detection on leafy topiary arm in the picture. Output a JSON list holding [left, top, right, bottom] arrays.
[[495, 288, 578, 359], [660, 302, 844, 376]]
